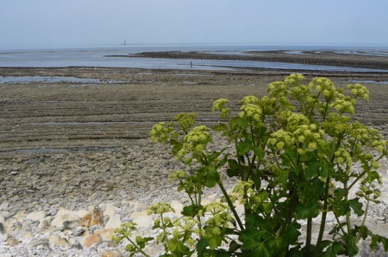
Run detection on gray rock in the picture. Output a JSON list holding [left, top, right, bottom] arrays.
[[72, 226, 86, 237]]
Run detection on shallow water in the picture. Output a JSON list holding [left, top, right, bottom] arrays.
[[1, 45, 388, 72], [0, 76, 125, 84], [345, 80, 388, 85]]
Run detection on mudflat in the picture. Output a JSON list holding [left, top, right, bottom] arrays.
[[1, 57, 388, 153]]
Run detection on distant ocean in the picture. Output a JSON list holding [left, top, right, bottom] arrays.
[[1, 44, 388, 72]]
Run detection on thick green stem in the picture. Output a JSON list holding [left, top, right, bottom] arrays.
[[305, 217, 312, 257], [218, 181, 244, 231], [314, 175, 331, 256]]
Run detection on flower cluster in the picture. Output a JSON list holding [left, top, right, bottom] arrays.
[[267, 81, 288, 98], [150, 122, 174, 144], [291, 124, 325, 154], [309, 77, 337, 101], [347, 83, 369, 102], [268, 129, 293, 151], [148, 202, 175, 215], [330, 94, 356, 114], [171, 217, 198, 246], [285, 112, 310, 131], [284, 73, 306, 87], [334, 147, 352, 167], [176, 125, 212, 162], [212, 98, 230, 119], [203, 202, 235, 249], [239, 96, 262, 123], [175, 113, 197, 133]]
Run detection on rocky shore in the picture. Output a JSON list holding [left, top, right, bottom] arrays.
[[1, 63, 388, 256], [0, 138, 387, 257]]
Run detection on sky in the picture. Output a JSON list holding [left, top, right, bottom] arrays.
[[1, 0, 388, 50]]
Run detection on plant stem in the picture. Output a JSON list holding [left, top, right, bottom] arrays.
[[314, 175, 331, 256], [217, 181, 244, 231], [305, 217, 312, 257], [126, 237, 151, 257]]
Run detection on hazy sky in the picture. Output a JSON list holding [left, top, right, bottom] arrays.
[[1, 0, 388, 50]]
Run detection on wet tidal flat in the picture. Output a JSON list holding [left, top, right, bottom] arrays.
[[0, 67, 388, 153]]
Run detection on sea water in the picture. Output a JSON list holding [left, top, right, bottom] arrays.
[[0, 44, 388, 72]]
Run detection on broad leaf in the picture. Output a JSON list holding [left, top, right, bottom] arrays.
[[182, 204, 202, 217]]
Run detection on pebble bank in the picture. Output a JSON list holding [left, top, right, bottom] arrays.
[[0, 139, 387, 256]]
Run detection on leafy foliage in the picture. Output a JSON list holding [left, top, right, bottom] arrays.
[[114, 74, 388, 256]]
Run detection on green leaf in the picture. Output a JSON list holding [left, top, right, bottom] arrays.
[[237, 141, 252, 156], [321, 242, 346, 257], [295, 202, 320, 219], [209, 236, 223, 249], [333, 200, 350, 216], [230, 116, 249, 130], [349, 198, 364, 216], [245, 213, 264, 229], [251, 171, 262, 189], [305, 161, 321, 179], [252, 146, 265, 160], [228, 240, 241, 253], [196, 238, 211, 257], [375, 235, 388, 251], [342, 234, 359, 256], [334, 188, 347, 201], [203, 167, 220, 188], [182, 204, 202, 217], [213, 123, 228, 132], [227, 159, 240, 177], [240, 229, 267, 248], [172, 142, 183, 155]]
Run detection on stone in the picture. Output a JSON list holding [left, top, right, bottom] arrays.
[[100, 250, 123, 257], [0, 223, 4, 234], [89, 224, 102, 234], [63, 220, 80, 230], [131, 210, 153, 228], [68, 237, 83, 249], [80, 206, 104, 228], [105, 214, 121, 229], [81, 234, 102, 248], [6, 236, 20, 246], [95, 228, 115, 241], [51, 211, 81, 228], [38, 218, 52, 230], [0, 202, 9, 211], [47, 208, 58, 216], [48, 234, 69, 247], [170, 200, 184, 214], [101, 203, 120, 218], [28, 238, 49, 248], [0, 233, 6, 242], [25, 211, 46, 221], [73, 226, 86, 237]]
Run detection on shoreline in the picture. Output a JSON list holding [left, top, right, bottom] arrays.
[[126, 49, 388, 71]]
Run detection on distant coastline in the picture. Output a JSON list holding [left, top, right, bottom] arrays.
[[121, 49, 388, 71], [1, 45, 388, 72]]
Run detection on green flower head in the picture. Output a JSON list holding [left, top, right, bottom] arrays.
[[347, 83, 369, 102], [213, 98, 230, 119], [239, 103, 262, 123]]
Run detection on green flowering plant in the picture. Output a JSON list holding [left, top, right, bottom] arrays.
[[114, 74, 388, 257]]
